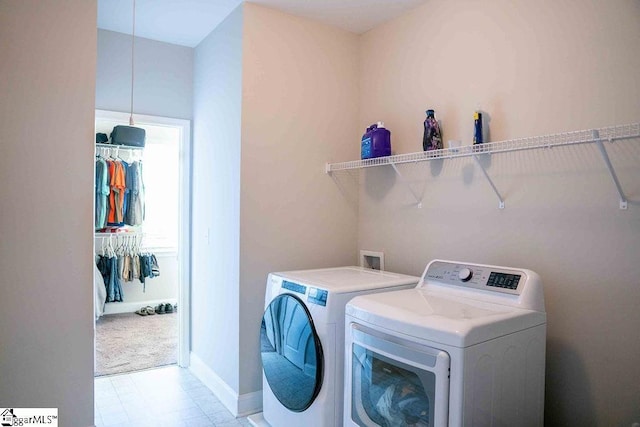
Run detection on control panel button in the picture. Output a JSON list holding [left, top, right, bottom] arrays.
[[458, 268, 473, 282]]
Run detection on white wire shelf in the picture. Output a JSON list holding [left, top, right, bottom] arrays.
[[96, 142, 144, 151], [326, 122, 640, 210], [95, 231, 144, 237], [326, 123, 640, 173]]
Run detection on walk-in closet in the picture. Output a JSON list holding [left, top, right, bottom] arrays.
[[94, 110, 190, 377]]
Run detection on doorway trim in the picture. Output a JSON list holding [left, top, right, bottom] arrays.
[[95, 109, 191, 367]]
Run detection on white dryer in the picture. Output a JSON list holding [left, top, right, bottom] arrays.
[[254, 266, 419, 427], [344, 260, 547, 427]]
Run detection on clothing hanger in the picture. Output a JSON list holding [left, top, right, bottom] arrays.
[[117, 235, 126, 256], [105, 146, 115, 161], [130, 234, 135, 256], [116, 146, 130, 162], [109, 234, 115, 258]]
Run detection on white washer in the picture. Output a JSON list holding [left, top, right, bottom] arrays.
[[252, 266, 419, 427], [344, 260, 547, 427]]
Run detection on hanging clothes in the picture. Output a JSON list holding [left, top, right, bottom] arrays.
[[95, 157, 109, 230], [132, 254, 141, 282], [122, 254, 132, 282], [107, 159, 126, 226], [94, 263, 107, 320], [120, 159, 131, 223], [123, 160, 133, 223], [95, 143, 156, 304], [96, 234, 161, 300], [140, 254, 151, 280], [125, 160, 145, 226], [150, 255, 160, 277], [96, 254, 123, 303], [94, 147, 145, 231]]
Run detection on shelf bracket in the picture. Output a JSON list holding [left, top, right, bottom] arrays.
[[593, 130, 628, 210], [473, 154, 505, 209], [389, 161, 423, 208]]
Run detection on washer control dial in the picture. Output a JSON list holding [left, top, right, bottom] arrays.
[[458, 268, 473, 282]]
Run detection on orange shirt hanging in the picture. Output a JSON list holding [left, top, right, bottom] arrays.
[[107, 160, 126, 224]]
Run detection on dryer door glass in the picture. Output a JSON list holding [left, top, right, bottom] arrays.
[[349, 328, 450, 427], [261, 294, 323, 412]]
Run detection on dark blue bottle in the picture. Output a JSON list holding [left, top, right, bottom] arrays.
[[361, 125, 374, 159], [370, 122, 391, 158], [473, 111, 483, 144]]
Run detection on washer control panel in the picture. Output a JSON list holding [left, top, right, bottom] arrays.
[[282, 280, 307, 295], [280, 280, 329, 306], [423, 261, 525, 295]]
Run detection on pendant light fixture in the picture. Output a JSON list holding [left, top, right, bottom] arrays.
[[129, 0, 136, 126]]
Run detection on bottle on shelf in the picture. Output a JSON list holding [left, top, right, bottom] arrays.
[[473, 110, 484, 145], [361, 124, 374, 160], [362, 122, 391, 159], [423, 109, 443, 151]]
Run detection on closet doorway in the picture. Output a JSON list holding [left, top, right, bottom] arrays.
[[94, 110, 191, 376]]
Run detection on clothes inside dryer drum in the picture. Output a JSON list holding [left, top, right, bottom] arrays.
[[260, 294, 324, 412], [351, 344, 433, 427]]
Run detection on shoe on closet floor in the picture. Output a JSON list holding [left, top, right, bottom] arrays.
[[155, 304, 166, 314], [135, 307, 148, 316], [135, 306, 155, 316], [165, 303, 174, 314]]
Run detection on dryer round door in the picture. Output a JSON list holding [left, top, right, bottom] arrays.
[[260, 293, 324, 412]]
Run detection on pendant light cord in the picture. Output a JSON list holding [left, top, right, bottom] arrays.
[[129, 0, 136, 126]]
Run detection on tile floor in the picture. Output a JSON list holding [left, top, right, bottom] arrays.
[[94, 365, 253, 427]]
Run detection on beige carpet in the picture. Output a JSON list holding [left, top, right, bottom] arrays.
[[95, 311, 178, 377]]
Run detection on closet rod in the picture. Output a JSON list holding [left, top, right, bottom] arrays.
[[96, 143, 144, 151], [95, 232, 144, 237]]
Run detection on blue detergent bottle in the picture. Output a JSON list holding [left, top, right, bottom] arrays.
[[370, 122, 391, 158], [361, 125, 374, 159]]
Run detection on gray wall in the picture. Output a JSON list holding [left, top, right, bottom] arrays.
[[191, 5, 244, 392], [356, 0, 640, 425], [96, 29, 193, 120], [0, 1, 97, 426]]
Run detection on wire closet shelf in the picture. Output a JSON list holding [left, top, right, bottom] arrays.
[[96, 142, 144, 152], [325, 122, 640, 210], [325, 123, 640, 173]]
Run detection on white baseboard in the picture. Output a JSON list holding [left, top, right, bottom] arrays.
[[247, 412, 270, 426], [189, 352, 263, 417], [102, 299, 177, 315], [238, 390, 262, 417]]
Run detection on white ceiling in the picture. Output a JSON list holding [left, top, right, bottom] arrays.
[[97, 0, 427, 47]]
